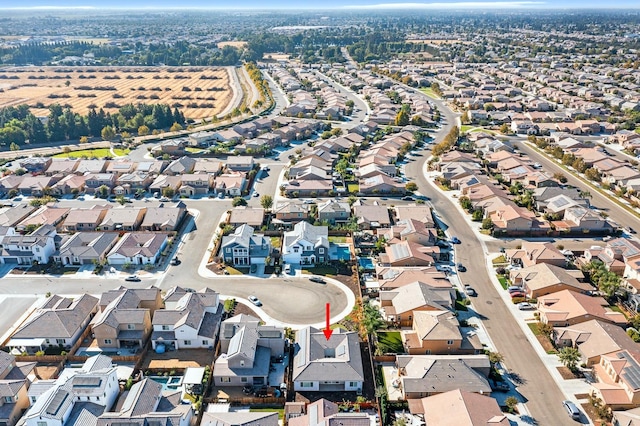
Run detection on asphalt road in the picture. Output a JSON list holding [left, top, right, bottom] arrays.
[[515, 139, 640, 230], [403, 94, 576, 425]]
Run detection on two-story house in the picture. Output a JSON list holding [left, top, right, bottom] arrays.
[[0, 224, 57, 265], [179, 173, 215, 197], [213, 314, 285, 387], [0, 351, 35, 426], [220, 225, 272, 267], [317, 200, 350, 225], [84, 173, 116, 195], [282, 222, 331, 266], [151, 288, 222, 351]]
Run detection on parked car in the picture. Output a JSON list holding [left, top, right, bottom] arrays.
[[309, 276, 326, 284], [284, 264, 291, 274], [125, 275, 141, 282], [451, 236, 461, 244], [248, 295, 262, 306], [490, 379, 510, 392], [159, 196, 169, 202], [436, 240, 451, 248], [457, 263, 466, 272], [464, 284, 476, 297], [517, 302, 536, 311], [499, 247, 506, 253], [217, 192, 224, 199], [562, 400, 581, 420], [253, 192, 260, 198], [628, 227, 637, 234], [508, 286, 524, 294], [170, 257, 180, 266], [510, 291, 526, 298], [603, 235, 613, 242], [401, 196, 415, 201]]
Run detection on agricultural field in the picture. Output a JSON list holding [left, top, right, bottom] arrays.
[[0, 67, 234, 120]]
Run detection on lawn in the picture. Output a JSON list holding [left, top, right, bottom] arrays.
[[185, 147, 205, 154], [492, 255, 507, 265], [269, 236, 281, 249], [528, 322, 541, 336], [53, 148, 113, 158], [460, 125, 474, 133], [113, 148, 131, 156], [225, 266, 245, 275], [497, 275, 508, 290], [377, 331, 404, 354], [418, 87, 440, 99], [250, 408, 284, 420], [347, 183, 359, 193], [328, 236, 347, 243]]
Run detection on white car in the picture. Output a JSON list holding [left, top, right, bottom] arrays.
[[517, 302, 536, 311], [248, 295, 262, 306]]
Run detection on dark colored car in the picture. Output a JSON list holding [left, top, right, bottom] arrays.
[[451, 236, 461, 244], [457, 263, 466, 272], [309, 276, 326, 284]]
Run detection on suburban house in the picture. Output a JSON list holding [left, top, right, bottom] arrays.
[[215, 172, 247, 196], [395, 355, 491, 399], [378, 219, 437, 247], [53, 232, 119, 266], [292, 327, 364, 393], [509, 263, 592, 298], [62, 205, 111, 232], [139, 202, 187, 232], [84, 173, 117, 194], [553, 319, 640, 367], [179, 173, 215, 196], [506, 241, 567, 268], [317, 200, 350, 225], [401, 310, 483, 356], [380, 281, 454, 327], [114, 171, 155, 195], [220, 224, 272, 266], [17, 177, 58, 197], [379, 241, 438, 267], [353, 204, 391, 230], [395, 205, 435, 228], [149, 174, 182, 195], [273, 202, 310, 229], [23, 355, 119, 426], [91, 287, 162, 350], [98, 207, 146, 231], [226, 156, 255, 172], [228, 207, 265, 228], [0, 351, 35, 426], [7, 294, 98, 354], [164, 156, 196, 175], [213, 314, 285, 387], [408, 389, 509, 426], [151, 288, 222, 351], [537, 290, 627, 327], [0, 224, 57, 265], [287, 399, 370, 426], [16, 206, 70, 233], [282, 222, 331, 266], [591, 350, 640, 410], [44, 159, 79, 176], [106, 232, 169, 265], [201, 411, 279, 426], [96, 378, 193, 426]]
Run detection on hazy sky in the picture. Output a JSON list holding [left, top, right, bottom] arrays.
[[2, 0, 640, 9]]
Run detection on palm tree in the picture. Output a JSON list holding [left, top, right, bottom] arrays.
[[362, 304, 385, 337], [558, 347, 581, 372]]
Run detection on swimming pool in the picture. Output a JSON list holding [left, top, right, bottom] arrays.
[[358, 257, 375, 270], [149, 376, 183, 391], [335, 245, 351, 260]]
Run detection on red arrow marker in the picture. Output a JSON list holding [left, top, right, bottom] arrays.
[[323, 302, 333, 340]]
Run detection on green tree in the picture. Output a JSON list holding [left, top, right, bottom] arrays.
[[9, 142, 20, 151], [138, 125, 150, 136], [500, 123, 510, 134], [96, 185, 110, 199], [260, 195, 273, 210], [395, 109, 410, 126], [482, 217, 494, 229], [405, 182, 418, 192], [584, 167, 602, 182], [472, 210, 484, 221], [161, 186, 175, 198], [558, 347, 581, 372], [505, 396, 519, 413], [116, 195, 127, 205], [459, 196, 472, 211], [101, 125, 116, 141], [170, 122, 183, 132], [223, 298, 236, 313], [232, 196, 247, 207], [362, 303, 385, 337]]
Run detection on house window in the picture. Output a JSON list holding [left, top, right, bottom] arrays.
[[300, 382, 314, 388], [31, 396, 37, 403], [56, 339, 65, 344], [184, 340, 191, 345], [104, 339, 112, 345], [425, 350, 431, 355], [319, 248, 324, 254], [241, 377, 247, 382], [447, 340, 454, 345], [127, 324, 135, 330], [162, 325, 170, 331], [4, 396, 12, 403], [38, 422, 47, 426], [293, 246, 299, 253], [226, 248, 231, 253], [349, 382, 359, 388], [202, 340, 209, 346], [220, 377, 231, 383]]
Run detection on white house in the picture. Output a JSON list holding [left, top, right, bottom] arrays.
[[282, 221, 330, 266], [151, 288, 222, 351], [106, 232, 169, 266], [0, 224, 57, 265], [24, 355, 119, 426]]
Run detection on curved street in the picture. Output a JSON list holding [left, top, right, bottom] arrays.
[[403, 92, 577, 425]]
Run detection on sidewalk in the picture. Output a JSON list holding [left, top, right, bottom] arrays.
[[423, 158, 594, 424]]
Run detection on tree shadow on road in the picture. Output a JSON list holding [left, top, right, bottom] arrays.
[[508, 371, 526, 386]]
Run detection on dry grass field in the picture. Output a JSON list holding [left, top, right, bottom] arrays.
[[262, 52, 291, 60], [406, 39, 472, 45], [0, 67, 234, 119], [217, 41, 248, 49]]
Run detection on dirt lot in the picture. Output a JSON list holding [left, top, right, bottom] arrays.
[[0, 66, 233, 119], [142, 348, 215, 370], [217, 41, 247, 49]]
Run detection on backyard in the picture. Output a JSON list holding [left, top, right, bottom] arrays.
[[377, 331, 404, 354]]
